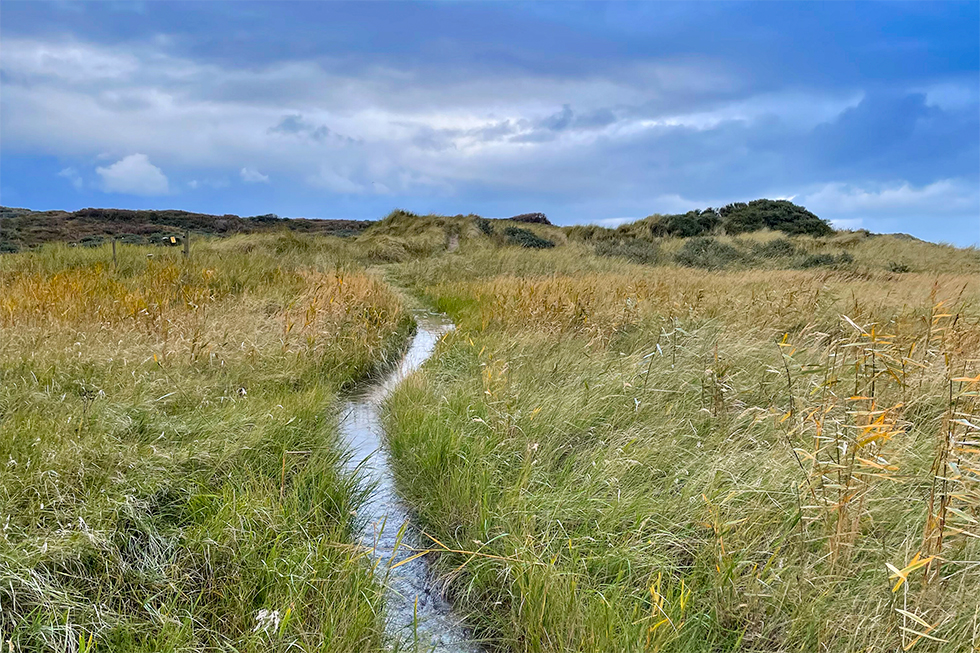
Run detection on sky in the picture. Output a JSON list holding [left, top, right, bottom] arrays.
[[1, 1, 978, 245]]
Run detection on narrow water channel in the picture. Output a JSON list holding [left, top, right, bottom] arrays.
[[339, 310, 480, 652]]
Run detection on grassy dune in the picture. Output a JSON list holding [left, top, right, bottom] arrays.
[[384, 239, 980, 651], [2, 213, 978, 652], [0, 235, 410, 651]]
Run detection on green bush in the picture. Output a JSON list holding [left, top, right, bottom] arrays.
[[504, 226, 555, 249], [477, 218, 495, 236], [753, 238, 799, 259], [675, 237, 741, 269], [646, 209, 721, 238], [720, 199, 833, 236], [798, 253, 835, 268], [79, 235, 105, 248], [508, 212, 551, 225], [888, 261, 911, 273], [624, 199, 832, 240]]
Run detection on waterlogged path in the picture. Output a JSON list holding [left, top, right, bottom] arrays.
[[339, 311, 480, 652]]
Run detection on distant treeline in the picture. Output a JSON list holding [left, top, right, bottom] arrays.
[[0, 206, 372, 251]]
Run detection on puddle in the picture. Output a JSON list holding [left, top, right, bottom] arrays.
[[340, 310, 480, 652]]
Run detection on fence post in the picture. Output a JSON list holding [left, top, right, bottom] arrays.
[[183, 229, 190, 258], [112, 238, 117, 268]]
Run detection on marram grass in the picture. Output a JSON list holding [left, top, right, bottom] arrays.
[[384, 246, 980, 652], [2, 224, 978, 653], [0, 236, 410, 652]]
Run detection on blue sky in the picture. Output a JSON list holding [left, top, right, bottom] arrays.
[[1, 1, 977, 245]]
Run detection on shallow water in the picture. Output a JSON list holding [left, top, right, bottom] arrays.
[[339, 311, 480, 652]]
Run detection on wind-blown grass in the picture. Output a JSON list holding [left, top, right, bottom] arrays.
[[4, 217, 978, 652], [0, 236, 411, 652], [384, 246, 980, 652]]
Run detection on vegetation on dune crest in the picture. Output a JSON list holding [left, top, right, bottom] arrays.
[[622, 199, 834, 239], [507, 212, 552, 225], [504, 226, 555, 249]]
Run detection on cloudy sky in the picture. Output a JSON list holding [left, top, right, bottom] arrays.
[[1, 1, 977, 245]]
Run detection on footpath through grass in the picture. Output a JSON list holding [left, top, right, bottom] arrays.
[[0, 235, 411, 651], [384, 244, 980, 652]]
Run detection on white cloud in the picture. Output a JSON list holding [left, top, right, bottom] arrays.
[[95, 153, 169, 195], [802, 179, 979, 217], [57, 167, 83, 190], [188, 177, 230, 190], [0, 37, 788, 198], [307, 167, 366, 194], [591, 217, 635, 227], [1, 38, 139, 82], [240, 167, 269, 183], [801, 180, 980, 245]]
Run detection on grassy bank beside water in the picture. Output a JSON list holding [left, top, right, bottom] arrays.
[[384, 244, 980, 652], [0, 235, 411, 652]]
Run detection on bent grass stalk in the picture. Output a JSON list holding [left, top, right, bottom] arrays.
[[0, 236, 410, 652], [382, 247, 979, 652]]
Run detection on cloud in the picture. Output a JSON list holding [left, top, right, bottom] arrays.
[[95, 153, 169, 195], [802, 179, 980, 245], [4, 37, 974, 204], [1, 37, 139, 82], [806, 92, 980, 184], [307, 167, 365, 194], [591, 217, 635, 228], [57, 166, 83, 189], [541, 104, 574, 131], [240, 167, 269, 183], [802, 179, 979, 217], [0, 17, 976, 246], [269, 114, 337, 142]]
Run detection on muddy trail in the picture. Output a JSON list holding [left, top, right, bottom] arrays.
[[340, 310, 481, 652]]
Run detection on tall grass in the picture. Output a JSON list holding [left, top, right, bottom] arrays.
[[383, 246, 980, 651], [0, 236, 410, 651], [4, 220, 978, 652]]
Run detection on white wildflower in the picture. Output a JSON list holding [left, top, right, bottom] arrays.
[[253, 608, 281, 634]]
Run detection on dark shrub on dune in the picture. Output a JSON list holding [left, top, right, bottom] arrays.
[[509, 213, 551, 225], [675, 237, 741, 269], [753, 238, 799, 258], [720, 199, 832, 236], [505, 226, 555, 249]]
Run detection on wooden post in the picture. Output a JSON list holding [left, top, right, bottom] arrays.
[[112, 238, 117, 268], [183, 229, 190, 258]]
